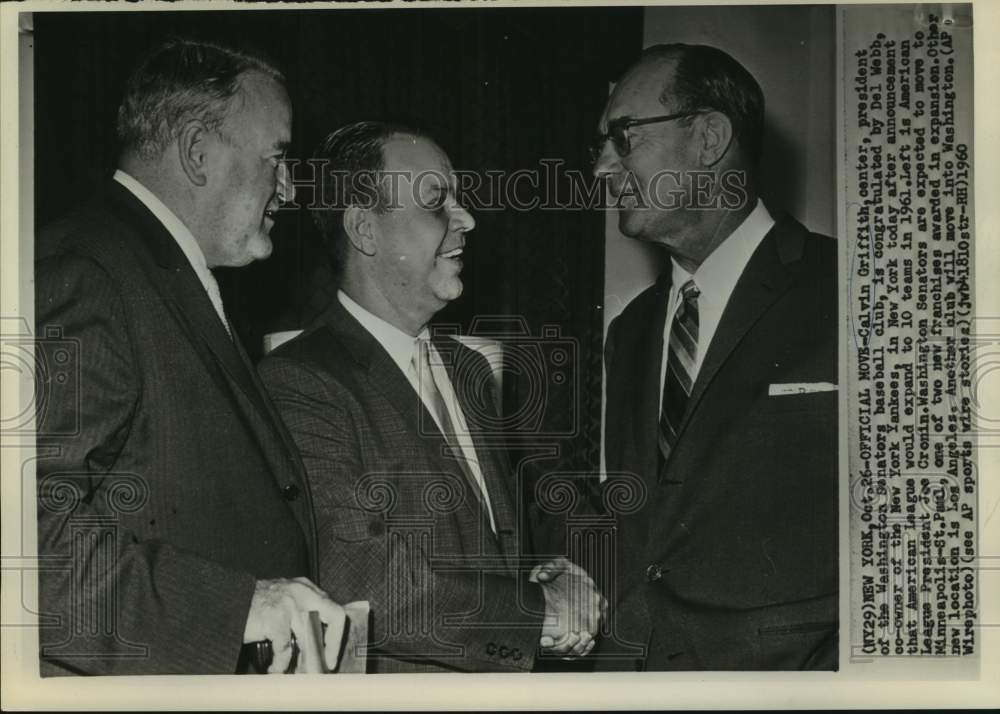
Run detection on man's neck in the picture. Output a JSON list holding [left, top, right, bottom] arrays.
[[118, 155, 209, 260], [119, 155, 175, 207], [671, 196, 757, 272], [339, 275, 430, 337]]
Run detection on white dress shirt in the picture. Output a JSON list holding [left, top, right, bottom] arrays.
[[113, 170, 231, 337], [338, 290, 497, 532], [659, 199, 775, 409]]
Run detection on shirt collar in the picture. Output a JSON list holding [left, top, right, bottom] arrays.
[[337, 290, 426, 375], [671, 199, 774, 305], [113, 169, 212, 280]]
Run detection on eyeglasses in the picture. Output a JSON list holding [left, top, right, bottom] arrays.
[[589, 111, 705, 163]]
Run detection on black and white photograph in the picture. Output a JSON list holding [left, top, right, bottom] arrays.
[[1, 0, 996, 710]]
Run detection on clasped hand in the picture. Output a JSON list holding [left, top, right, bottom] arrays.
[[242, 577, 346, 674], [529, 557, 606, 659]]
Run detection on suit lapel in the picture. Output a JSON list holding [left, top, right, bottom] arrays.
[[433, 337, 512, 557], [105, 182, 271, 418], [161, 261, 272, 419], [322, 301, 496, 549], [670, 216, 807, 456], [617, 274, 672, 489], [322, 300, 428, 439], [103, 183, 316, 567]]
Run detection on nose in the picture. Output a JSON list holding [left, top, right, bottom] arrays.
[[592, 139, 621, 179], [449, 200, 476, 233], [276, 160, 295, 204]]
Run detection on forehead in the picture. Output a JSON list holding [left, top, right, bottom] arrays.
[[602, 58, 676, 125], [381, 134, 452, 179]]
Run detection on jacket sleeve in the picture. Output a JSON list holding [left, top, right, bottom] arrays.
[[35, 250, 256, 675], [259, 355, 546, 672]]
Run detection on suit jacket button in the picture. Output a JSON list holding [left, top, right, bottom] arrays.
[[645, 564, 664, 582], [282, 484, 300, 501]]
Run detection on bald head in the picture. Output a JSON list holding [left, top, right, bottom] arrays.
[[633, 44, 764, 167], [593, 44, 764, 269]]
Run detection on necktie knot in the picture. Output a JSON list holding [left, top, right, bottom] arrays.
[[676, 280, 700, 322], [413, 338, 428, 373], [412, 340, 436, 404]]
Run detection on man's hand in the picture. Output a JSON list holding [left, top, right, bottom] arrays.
[[243, 577, 346, 674], [529, 557, 605, 659]]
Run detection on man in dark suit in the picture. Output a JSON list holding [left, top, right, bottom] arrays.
[[258, 121, 603, 672], [35, 38, 345, 675], [593, 44, 838, 670]]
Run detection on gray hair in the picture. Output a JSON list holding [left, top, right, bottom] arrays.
[[116, 37, 284, 160]]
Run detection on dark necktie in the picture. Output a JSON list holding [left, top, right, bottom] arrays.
[[658, 279, 700, 465]]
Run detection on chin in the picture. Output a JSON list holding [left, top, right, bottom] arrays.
[[433, 278, 464, 303], [617, 212, 645, 240], [248, 235, 274, 262]]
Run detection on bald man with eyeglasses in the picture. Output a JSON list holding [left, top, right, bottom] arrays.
[[593, 44, 838, 671]]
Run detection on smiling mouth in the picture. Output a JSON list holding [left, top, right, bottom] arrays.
[[264, 207, 278, 221], [437, 247, 464, 260]]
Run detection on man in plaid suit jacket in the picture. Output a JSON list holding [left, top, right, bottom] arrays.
[[259, 121, 604, 672]]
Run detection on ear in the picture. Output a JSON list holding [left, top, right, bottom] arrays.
[[343, 205, 377, 257], [177, 119, 211, 187], [698, 111, 734, 167]]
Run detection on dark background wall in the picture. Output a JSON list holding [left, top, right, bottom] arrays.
[[32, 7, 643, 505]]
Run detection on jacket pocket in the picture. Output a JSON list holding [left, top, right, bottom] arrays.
[[758, 389, 837, 415]]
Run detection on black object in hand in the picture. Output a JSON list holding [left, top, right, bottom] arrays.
[[236, 639, 298, 674]]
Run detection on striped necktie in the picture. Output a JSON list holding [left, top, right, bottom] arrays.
[[658, 279, 700, 465]]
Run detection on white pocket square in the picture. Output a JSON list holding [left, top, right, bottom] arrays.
[[768, 382, 837, 396]]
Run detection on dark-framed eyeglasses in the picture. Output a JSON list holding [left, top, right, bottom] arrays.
[[589, 111, 706, 163]]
